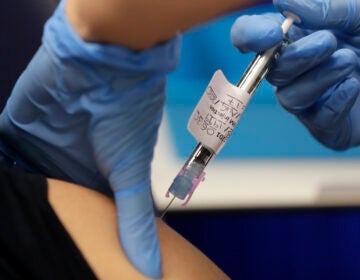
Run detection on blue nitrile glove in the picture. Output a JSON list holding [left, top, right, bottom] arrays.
[[230, 0, 360, 151], [0, 1, 180, 278]]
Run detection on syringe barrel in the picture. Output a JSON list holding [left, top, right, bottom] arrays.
[[236, 46, 279, 94], [166, 13, 300, 204], [190, 143, 214, 166], [169, 42, 283, 200], [236, 11, 300, 94]]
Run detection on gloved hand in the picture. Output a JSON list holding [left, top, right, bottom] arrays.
[[230, 0, 360, 150], [0, 1, 180, 278]]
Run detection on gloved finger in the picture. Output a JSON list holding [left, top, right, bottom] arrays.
[[231, 12, 311, 54], [268, 30, 337, 86], [115, 183, 161, 279], [276, 49, 358, 113], [299, 77, 360, 150], [274, 0, 360, 34], [334, 32, 360, 57], [231, 14, 284, 53]]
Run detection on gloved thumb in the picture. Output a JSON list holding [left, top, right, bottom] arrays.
[[274, 0, 360, 34], [231, 14, 284, 53], [115, 183, 161, 279]]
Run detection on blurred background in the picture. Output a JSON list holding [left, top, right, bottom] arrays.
[[2, 1, 360, 279]]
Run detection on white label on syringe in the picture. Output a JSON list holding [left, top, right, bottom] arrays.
[[187, 70, 251, 154]]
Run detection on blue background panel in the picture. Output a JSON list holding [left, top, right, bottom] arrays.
[[166, 4, 360, 159], [166, 209, 360, 280]]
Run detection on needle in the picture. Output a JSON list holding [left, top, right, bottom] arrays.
[[160, 196, 176, 219]]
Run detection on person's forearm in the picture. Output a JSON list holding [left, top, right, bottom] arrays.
[[66, 0, 270, 50]]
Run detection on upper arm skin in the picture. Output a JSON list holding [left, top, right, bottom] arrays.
[[66, 0, 269, 50], [47, 178, 229, 280]]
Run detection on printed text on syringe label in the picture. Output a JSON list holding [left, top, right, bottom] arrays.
[[188, 70, 251, 154]]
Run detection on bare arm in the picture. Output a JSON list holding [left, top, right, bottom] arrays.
[[66, 0, 270, 50], [47, 178, 229, 280]]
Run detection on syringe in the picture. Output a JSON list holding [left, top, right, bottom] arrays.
[[161, 12, 301, 218]]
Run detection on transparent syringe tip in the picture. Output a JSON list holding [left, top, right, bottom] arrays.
[[165, 144, 212, 207], [168, 161, 205, 200]]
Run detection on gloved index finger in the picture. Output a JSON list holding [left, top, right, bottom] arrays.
[[114, 183, 161, 279], [274, 0, 360, 34]]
